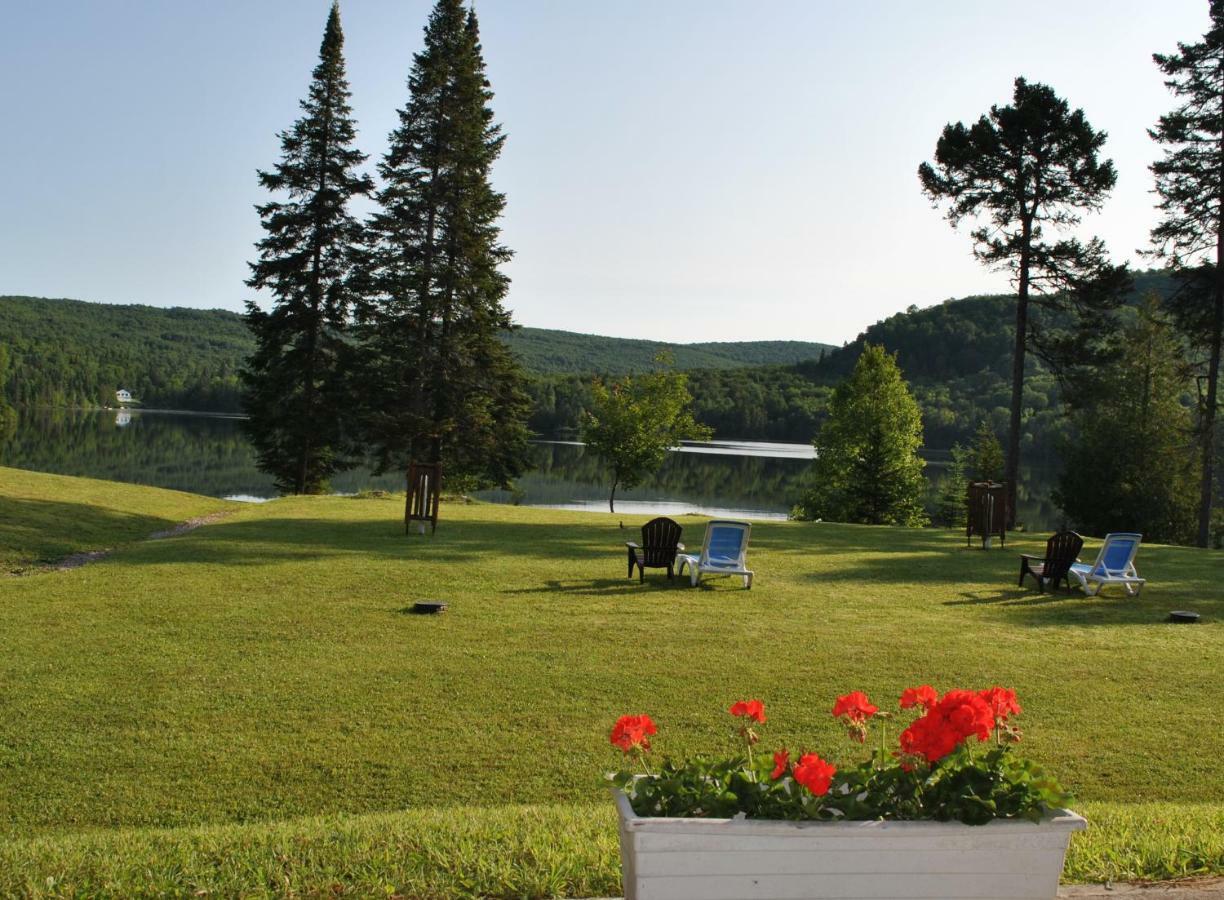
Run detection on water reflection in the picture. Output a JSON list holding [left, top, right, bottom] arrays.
[[0, 409, 1062, 529]]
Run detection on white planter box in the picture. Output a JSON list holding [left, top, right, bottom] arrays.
[[614, 789, 1086, 900]]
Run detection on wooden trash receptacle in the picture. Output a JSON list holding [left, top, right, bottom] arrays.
[[966, 481, 1007, 549], [406, 462, 441, 535]]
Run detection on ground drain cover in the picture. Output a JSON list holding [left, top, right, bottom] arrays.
[[1168, 610, 1200, 623], [410, 601, 448, 614]]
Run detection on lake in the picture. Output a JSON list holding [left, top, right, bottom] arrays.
[[0, 408, 1063, 528]]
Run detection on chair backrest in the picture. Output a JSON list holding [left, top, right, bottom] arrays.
[[700, 520, 751, 568], [639, 517, 683, 567], [1091, 532, 1142, 576], [1042, 530, 1084, 580]]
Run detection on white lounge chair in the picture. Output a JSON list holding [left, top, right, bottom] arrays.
[[1069, 532, 1146, 596], [677, 520, 754, 588]]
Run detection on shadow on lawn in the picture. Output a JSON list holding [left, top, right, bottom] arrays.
[[121, 514, 632, 568], [500, 576, 689, 597], [0, 495, 183, 568]]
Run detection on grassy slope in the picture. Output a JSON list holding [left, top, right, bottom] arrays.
[[0, 467, 234, 571], [0, 474, 1220, 894]]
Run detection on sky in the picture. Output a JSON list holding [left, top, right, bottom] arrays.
[[0, 0, 1209, 345]]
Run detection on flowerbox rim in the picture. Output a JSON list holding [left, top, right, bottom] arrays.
[[612, 786, 1087, 835]]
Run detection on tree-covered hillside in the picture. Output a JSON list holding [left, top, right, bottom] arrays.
[[0, 296, 834, 414], [502, 327, 833, 374], [0, 296, 253, 411]]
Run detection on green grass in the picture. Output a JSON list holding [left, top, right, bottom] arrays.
[[0, 802, 1217, 899], [0, 466, 234, 572], [0, 468, 1221, 895]]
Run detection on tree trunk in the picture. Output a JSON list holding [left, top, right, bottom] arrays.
[[1198, 243, 1224, 547], [609, 478, 618, 514], [1006, 222, 1032, 529]]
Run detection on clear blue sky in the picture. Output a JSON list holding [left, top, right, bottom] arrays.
[[0, 1, 1207, 344]]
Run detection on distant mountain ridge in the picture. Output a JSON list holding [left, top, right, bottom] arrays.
[[503, 326, 835, 374]]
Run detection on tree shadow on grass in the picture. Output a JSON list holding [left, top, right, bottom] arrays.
[[0, 495, 185, 570], [500, 577, 685, 598], [945, 585, 1214, 627]]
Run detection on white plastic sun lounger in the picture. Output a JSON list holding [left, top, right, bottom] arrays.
[[1069, 532, 1146, 597], [676, 520, 754, 588]]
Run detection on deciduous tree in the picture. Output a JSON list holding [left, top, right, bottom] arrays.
[[582, 357, 711, 513], [243, 3, 371, 494], [919, 77, 1128, 526]]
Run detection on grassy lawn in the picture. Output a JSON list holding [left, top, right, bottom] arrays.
[[0, 468, 1221, 896], [0, 466, 234, 572]]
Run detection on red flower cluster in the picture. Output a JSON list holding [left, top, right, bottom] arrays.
[[610, 714, 657, 753], [729, 699, 766, 723], [832, 691, 878, 743], [899, 684, 938, 712], [980, 686, 1021, 723], [771, 748, 790, 779], [897, 689, 994, 763], [792, 753, 836, 796], [832, 691, 878, 723]]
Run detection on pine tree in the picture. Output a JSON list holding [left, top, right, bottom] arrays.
[[795, 344, 927, 526], [934, 443, 969, 528], [970, 422, 1005, 482], [356, 0, 530, 519], [1149, 0, 1224, 546], [243, 3, 372, 494], [919, 77, 1129, 528], [1054, 299, 1198, 544]]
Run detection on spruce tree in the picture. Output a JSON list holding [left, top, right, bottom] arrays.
[[796, 344, 927, 526], [1150, 0, 1224, 546], [357, 0, 530, 521], [919, 78, 1129, 527], [243, 2, 372, 494]]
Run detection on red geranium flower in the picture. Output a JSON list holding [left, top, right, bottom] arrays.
[[832, 691, 878, 743], [979, 686, 1022, 723], [832, 691, 878, 723], [899, 685, 938, 712], [771, 748, 790, 780], [729, 699, 767, 723], [792, 752, 836, 796], [610, 714, 657, 753], [897, 689, 993, 763]]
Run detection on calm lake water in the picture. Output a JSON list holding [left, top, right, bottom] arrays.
[[0, 408, 1062, 528]]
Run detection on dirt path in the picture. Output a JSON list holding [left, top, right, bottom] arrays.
[[29, 510, 234, 574]]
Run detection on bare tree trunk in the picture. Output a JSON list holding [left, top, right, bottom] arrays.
[[1005, 223, 1032, 529], [609, 478, 618, 514]]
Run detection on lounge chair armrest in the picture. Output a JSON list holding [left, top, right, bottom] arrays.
[[676, 542, 685, 551], [625, 541, 640, 549], [1018, 554, 1046, 562]]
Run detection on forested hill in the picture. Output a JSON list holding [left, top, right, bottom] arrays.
[[0, 296, 253, 412], [0, 295, 834, 412], [504, 327, 835, 374]]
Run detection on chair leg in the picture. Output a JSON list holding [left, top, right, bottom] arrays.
[[666, 564, 673, 579], [639, 565, 644, 584], [1018, 562, 1027, 588], [627, 548, 634, 580]]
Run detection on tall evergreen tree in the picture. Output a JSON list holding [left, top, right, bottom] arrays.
[[795, 344, 928, 527], [1054, 299, 1198, 544], [243, 2, 372, 494], [357, 0, 530, 521], [919, 77, 1129, 527], [1150, 0, 1224, 546]]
